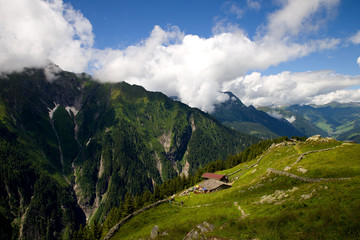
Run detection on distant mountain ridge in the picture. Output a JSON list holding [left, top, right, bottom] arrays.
[[261, 102, 360, 142], [211, 92, 305, 138]]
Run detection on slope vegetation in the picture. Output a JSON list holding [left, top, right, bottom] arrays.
[[109, 137, 360, 240], [0, 66, 256, 239]]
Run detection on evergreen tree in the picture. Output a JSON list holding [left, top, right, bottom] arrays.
[[122, 192, 134, 216]]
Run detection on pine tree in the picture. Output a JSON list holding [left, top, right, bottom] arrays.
[[122, 192, 134, 216], [133, 194, 143, 211]]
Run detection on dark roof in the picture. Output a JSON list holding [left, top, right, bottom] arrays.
[[199, 179, 231, 191], [201, 173, 226, 181]]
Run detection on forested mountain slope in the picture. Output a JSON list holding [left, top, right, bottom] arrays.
[[0, 66, 257, 239]]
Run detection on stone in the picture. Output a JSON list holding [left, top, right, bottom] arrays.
[[202, 222, 215, 231], [161, 231, 169, 236], [306, 135, 321, 141], [301, 193, 312, 200], [284, 166, 291, 171], [150, 225, 159, 239], [297, 167, 308, 173], [197, 223, 209, 233], [183, 228, 199, 240]]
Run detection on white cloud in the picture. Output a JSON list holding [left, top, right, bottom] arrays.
[[350, 30, 360, 44], [0, 0, 94, 73], [350, 31, 360, 68], [286, 115, 296, 123], [268, 111, 296, 123], [1, 0, 355, 112], [264, 0, 339, 40], [268, 111, 283, 119], [247, 0, 261, 10], [312, 88, 360, 105], [93, 24, 339, 111], [223, 71, 360, 106], [91, 0, 341, 112], [222, 1, 244, 19], [44, 62, 62, 81]]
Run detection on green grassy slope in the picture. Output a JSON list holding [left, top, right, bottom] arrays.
[[110, 138, 360, 240]]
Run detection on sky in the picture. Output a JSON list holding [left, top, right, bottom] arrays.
[[1, 0, 360, 111]]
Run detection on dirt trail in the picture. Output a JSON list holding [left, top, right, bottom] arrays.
[[234, 202, 249, 219], [287, 144, 343, 169], [267, 168, 350, 182], [228, 146, 273, 177]]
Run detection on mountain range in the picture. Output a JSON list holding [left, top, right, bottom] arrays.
[[1, 65, 359, 239], [0, 66, 256, 239], [211, 91, 360, 142], [259, 102, 360, 142], [211, 92, 317, 139]]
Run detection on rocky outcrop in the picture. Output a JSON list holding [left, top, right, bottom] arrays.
[[150, 225, 159, 239], [183, 222, 215, 240]]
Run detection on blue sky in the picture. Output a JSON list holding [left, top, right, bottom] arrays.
[[1, 0, 360, 109], [65, 0, 360, 75]]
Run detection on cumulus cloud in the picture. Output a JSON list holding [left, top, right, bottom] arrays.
[[358, 57, 360, 67], [93, 0, 341, 112], [264, 0, 339, 40], [0, 0, 93, 73], [93, 24, 339, 111], [223, 71, 360, 106], [312, 88, 360, 105], [2, 0, 357, 112]]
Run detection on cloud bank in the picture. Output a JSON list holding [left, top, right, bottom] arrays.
[[0, 0, 93, 73], [223, 71, 360, 106], [1, 0, 359, 111], [93, 0, 343, 111]]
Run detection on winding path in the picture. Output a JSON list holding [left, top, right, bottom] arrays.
[[267, 168, 350, 182], [234, 202, 249, 219], [228, 145, 274, 177], [288, 144, 342, 169]]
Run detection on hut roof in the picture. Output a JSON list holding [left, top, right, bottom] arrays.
[[199, 179, 231, 192], [201, 173, 226, 181]]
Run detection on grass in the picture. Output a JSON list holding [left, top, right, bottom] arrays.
[[110, 140, 360, 240]]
